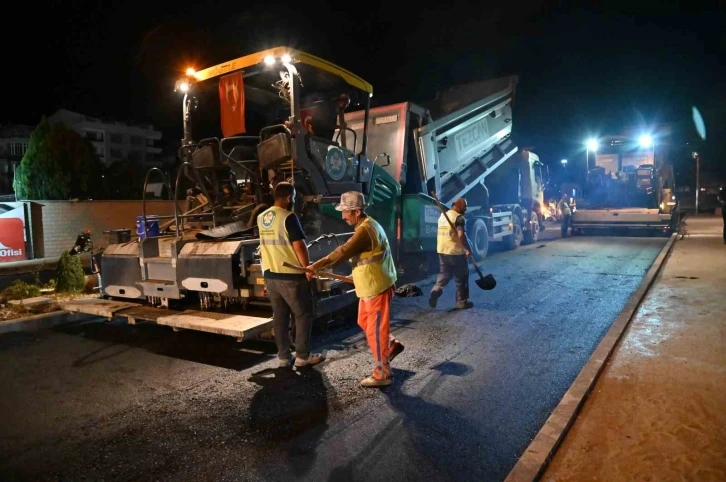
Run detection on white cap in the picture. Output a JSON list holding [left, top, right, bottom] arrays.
[[335, 191, 366, 211]]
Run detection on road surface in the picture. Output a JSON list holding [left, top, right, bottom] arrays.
[[0, 230, 667, 481]]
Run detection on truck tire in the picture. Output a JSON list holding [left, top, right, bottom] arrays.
[[522, 211, 540, 245], [469, 218, 489, 260], [505, 214, 522, 250]]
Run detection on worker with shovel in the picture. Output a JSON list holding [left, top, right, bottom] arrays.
[[429, 198, 476, 310], [309, 191, 404, 388], [257, 182, 325, 369]]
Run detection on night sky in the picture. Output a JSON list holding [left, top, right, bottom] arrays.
[[4, 1, 725, 184]]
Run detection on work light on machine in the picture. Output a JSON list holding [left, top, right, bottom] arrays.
[[264, 53, 294, 66]]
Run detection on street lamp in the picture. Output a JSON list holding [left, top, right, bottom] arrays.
[[638, 134, 653, 148], [561, 159, 568, 166], [585, 139, 598, 173], [692, 151, 700, 214]]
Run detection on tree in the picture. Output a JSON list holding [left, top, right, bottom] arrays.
[[105, 159, 145, 199], [49, 123, 105, 199], [13, 117, 104, 200], [55, 251, 86, 292], [13, 117, 69, 199]]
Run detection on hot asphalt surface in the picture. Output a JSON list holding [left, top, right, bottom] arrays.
[[0, 228, 667, 481]]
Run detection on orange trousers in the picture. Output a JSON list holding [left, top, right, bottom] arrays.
[[357, 285, 395, 380]]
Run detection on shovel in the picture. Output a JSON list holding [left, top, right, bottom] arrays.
[[282, 262, 355, 284], [430, 192, 497, 291]]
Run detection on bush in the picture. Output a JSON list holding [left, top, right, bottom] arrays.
[[3, 280, 41, 301], [56, 251, 86, 292]]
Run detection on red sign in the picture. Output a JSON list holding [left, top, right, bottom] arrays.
[[0, 218, 26, 262], [218, 72, 246, 137]]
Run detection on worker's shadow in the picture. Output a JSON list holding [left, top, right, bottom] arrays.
[[247, 366, 330, 477], [328, 361, 495, 482]]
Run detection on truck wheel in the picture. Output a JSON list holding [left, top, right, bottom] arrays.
[[469, 218, 489, 260], [523, 211, 540, 245], [505, 214, 522, 250]]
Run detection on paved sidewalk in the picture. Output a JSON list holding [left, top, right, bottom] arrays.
[[543, 215, 726, 481]]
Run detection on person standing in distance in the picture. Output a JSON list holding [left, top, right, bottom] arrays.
[[257, 182, 324, 368], [718, 185, 726, 245], [558, 193, 572, 237]]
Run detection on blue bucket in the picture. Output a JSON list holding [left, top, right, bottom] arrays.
[[136, 215, 160, 239]]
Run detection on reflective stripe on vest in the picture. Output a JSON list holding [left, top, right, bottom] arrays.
[[437, 209, 465, 255], [351, 217, 397, 298], [257, 206, 300, 274]]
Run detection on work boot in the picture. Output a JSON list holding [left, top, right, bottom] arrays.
[[360, 376, 392, 388], [429, 289, 442, 308], [456, 300, 474, 310], [294, 353, 325, 368], [389, 340, 405, 362]]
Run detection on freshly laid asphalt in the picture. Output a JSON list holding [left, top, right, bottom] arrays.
[[0, 229, 667, 481]]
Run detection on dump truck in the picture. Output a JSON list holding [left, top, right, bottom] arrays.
[[571, 134, 677, 234], [341, 76, 547, 265], [63, 47, 545, 341]]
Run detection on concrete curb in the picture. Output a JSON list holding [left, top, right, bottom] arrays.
[[0, 310, 94, 335], [504, 232, 678, 482]]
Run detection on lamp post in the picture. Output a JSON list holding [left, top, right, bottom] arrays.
[[692, 151, 700, 214], [586, 139, 598, 174], [561, 159, 568, 167]]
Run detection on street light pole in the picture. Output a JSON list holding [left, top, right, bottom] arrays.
[[693, 152, 700, 214], [585, 152, 590, 174]]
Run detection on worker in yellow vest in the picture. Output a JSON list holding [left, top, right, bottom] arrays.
[[258, 182, 324, 369], [558, 193, 572, 237], [309, 191, 404, 387], [429, 198, 474, 310]]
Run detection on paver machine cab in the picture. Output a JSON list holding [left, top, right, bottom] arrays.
[[91, 47, 382, 340], [172, 47, 377, 236]]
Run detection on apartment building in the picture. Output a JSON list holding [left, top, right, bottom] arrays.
[[0, 124, 32, 195], [49, 109, 163, 167]]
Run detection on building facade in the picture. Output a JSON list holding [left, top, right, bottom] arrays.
[[48, 109, 163, 167], [0, 124, 33, 196]]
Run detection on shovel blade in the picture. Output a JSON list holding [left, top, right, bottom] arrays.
[[475, 274, 496, 290]]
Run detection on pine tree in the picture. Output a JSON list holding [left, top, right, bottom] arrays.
[[13, 116, 104, 200], [13, 117, 70, 199]]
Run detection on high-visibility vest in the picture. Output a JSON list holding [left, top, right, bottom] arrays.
[[559, 200, 571, 216], [351, 217, 397, 298], [257, 206, 301, 275], [437, 209, 466, 255]]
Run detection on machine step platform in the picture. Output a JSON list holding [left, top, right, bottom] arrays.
[[61, 298, 273, 340]]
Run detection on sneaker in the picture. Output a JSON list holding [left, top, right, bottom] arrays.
[[294, 353, 325, 367], [455, 300, 474, 310], [429, 289, 442, 308], [360, 376, 392, 388], [277, 356, 293, 368], [389, 340, 405, 362]]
